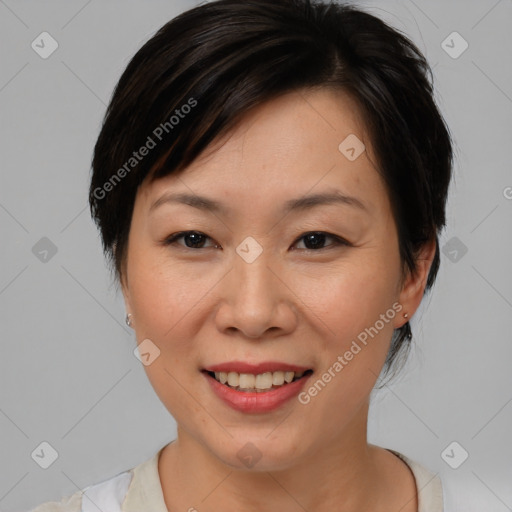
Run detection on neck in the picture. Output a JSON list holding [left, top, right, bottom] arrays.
[[158, 399, 394, 512]]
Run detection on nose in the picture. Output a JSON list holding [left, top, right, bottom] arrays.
[[214, 249, 298, 340]]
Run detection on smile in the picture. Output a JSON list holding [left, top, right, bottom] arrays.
[[206, 369, 313, 392], [201, 362, 314, 413]]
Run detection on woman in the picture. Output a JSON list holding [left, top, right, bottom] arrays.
[[31, 0, 453, 510]]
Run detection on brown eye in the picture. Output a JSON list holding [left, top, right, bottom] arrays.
[[164, 231, 218, 249], [163, 230, 349, 252], [293, 232, 349, 251]]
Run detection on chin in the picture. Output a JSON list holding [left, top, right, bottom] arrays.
[[206, 430, 305, 472]]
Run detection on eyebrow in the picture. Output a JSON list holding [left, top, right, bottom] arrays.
[[149, 189, 368, 215]]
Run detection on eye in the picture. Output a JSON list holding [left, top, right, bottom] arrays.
[[292, 231, 349, 251], [163, 230, 350, 251], [164, 231, 219, 249]]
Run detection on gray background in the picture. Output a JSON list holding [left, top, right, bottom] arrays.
[[0, 1, 511, 511]]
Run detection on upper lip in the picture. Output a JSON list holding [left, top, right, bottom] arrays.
[[203, 361, 312, 374]]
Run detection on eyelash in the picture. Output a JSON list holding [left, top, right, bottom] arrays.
[[162, 230, 351, 252]]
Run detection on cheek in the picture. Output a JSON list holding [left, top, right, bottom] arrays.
[[295, 263, 400, 428], [127, 254, 205, 419], [290, 255, 400, 339], [127, 247, 211, 338]]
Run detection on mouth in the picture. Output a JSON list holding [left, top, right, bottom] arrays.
[[201, 362, 315, 413], [202, 369, 314, 393]]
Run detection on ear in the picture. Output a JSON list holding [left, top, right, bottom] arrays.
[[120, 268, 133, 310], [121, 279, 132, 313], [120, 276, 135, 329], [394, 238, 437, 329], [115, 245, 133, 319]]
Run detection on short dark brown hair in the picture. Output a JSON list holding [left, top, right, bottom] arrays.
[[89, 0, 454, 381]]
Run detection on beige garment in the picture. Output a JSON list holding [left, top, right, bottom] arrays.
[[387, 449, 444, 512], [29, 444, 443, 512]]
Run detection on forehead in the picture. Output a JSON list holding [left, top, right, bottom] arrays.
[[138, 88, 386, 217]]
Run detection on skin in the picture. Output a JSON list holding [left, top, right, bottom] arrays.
[[121, 88, 436, 512]]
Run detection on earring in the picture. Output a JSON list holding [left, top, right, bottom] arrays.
[[403, 313, 409, 319], [125, 313, 133, 327]]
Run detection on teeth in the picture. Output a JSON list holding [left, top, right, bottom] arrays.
[[215, 372, 228, 384], [255, 372, 273, 389], [227, 371, 239, 387], [211, 370, 308, 391], [239, 373, 255, 389], [272, 371, 285, 386]]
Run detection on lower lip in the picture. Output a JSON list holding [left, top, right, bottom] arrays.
[[203, 371, 312, 413]]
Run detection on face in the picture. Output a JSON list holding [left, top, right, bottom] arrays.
[[122, 88, 427, 471]]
